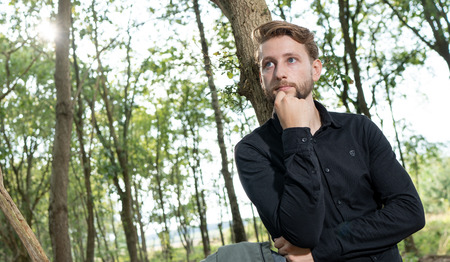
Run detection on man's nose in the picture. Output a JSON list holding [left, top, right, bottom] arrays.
[[275, 64, 287, 80]]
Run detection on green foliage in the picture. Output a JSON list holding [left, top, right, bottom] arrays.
[[418, 157, 450, 213], [399, 211, 450, 259]]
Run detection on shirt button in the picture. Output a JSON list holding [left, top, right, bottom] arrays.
[[337, 200, 342, 205], [301, 137, 307, 142], [324, 168, 330, 173]]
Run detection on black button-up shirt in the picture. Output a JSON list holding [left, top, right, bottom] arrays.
[[235, 101, 425, 261]]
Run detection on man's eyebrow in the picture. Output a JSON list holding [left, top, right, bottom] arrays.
[[260, 52, 302, 64], [282, 52, 301, 57], [261, 52, 300, 61], [261, 56, 274, 62]]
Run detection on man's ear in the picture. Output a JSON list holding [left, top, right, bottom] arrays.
[[312, 59, 322, 82]]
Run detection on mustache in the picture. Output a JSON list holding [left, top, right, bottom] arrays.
[[274, 80, 298, 90]]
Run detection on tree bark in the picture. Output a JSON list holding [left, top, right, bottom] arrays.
[[251, 204, 260, 242], [194, 0, 247, 243], [154, 114, 173, 261], [338, 0, 371, 118], [0, 168, 49, 262], [48, 0, 74, 260], [72, 17, 96, 262], [210, 0, 273, 125], [134, 181, 149, 262]]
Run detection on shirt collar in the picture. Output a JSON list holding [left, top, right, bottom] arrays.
[[272, 100, 342, 134]]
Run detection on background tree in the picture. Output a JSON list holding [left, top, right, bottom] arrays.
[[382, 0, 450, 72], [211, 0, 273, 124], [48, 0, 74, 260], [194, 0, 247, 243]]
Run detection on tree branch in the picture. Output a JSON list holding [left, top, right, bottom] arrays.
[[0, 167, 49, 262]]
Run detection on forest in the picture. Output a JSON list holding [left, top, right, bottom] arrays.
[[0, 0, 449, 261]]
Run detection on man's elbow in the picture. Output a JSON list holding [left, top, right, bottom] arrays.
[[406, 197, 426, 234], [412, 207, 426, 233], [283, 227, 322, 249]]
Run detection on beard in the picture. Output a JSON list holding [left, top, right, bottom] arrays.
[[264, 77, 314, 104]]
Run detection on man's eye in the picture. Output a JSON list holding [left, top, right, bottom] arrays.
[[288, 57, 296, 63], [264, 61, 274, 68]]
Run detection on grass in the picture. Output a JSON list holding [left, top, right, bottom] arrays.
[[400, 210, 450, 261]]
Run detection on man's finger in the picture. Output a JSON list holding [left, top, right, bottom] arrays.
[[274, 90, 287, 104]]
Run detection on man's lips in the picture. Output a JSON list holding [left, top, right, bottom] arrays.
[[275, 86, 293, 92]]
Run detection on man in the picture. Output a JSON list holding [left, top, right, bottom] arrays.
[[234, 21, 425, 262]]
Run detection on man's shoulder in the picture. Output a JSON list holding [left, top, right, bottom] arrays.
[[236, 118, 278, 149], [328, 110, 372, 127]]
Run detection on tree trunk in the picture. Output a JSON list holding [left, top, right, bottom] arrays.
[[0, 168, 49, 262], [71, 18, 96, 262], [48, 0, 73, 260], [181, 110, 211, 256], [338, 0, 371, 118], [218, 223, 225, 246], [134, 182, 149, 262], [251, 204, 260, 242], [194, 0, 247, 243], [155, 115, 173, 261], [172, 155, 193, 262], [192, 163, 211, 256], [210, 0, 273, 124]]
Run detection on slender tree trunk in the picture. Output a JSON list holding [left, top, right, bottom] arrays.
[[210, 0, 273, 124], [218, 223, 225, 246], [251, 204, 260, 242], [155, 117, 172, 261], [338, 0, 371, 118], [0, 168, 49, 262], [71, 197, 85, 262], [134, 182, 149, 262], [192, 161, 211, 256], [194, 0, 247, 243], [172, 155, 193, 261], [71, 18, 96, 262], [181, 107, 211, 256], [48, 0, 73, 260]]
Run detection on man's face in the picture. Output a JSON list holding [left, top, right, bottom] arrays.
[[259, 35, 322, 103]]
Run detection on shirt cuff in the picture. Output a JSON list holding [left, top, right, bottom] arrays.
[[282, 127, 313, 155]]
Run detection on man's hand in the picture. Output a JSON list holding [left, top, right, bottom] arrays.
[[274, 91, 316, 130], [274, 237, 314, 262]]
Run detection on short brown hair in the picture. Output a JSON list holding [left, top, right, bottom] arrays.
[[253, 21, 319, 63]]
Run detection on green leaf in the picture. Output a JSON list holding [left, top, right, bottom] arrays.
[[227, 71, 233, 79]]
